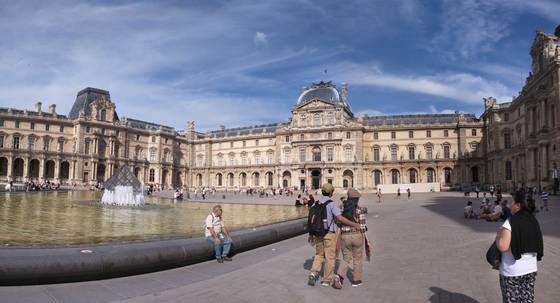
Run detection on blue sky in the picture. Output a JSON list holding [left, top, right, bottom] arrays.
[[0, 0, 558, 131]]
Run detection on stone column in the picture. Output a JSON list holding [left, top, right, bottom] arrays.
[[6, 156, 13, 181], [54, 160, 60, 181], [23, 157, 29, 181], [38, 158, 45, 181], [92, 162, 97, 181]]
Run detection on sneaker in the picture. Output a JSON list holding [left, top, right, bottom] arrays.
[[307, 273, 317, 286], [334, 275, 343, 289], [320, 281, 331, 287], [351, 280, 363, 287], [217, 257, 223, 263], [222, 257, 232, 261]]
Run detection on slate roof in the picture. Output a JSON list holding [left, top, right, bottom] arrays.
[[68, 87, 119, 120], [0, 107, 67, 119], [362, 113, 478, 127], [125, 118, 175, 132], [207, 123, 280, 138]]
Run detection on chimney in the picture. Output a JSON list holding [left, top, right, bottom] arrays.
[[35, 102, 42, 113], [49, 104, 56, 115]]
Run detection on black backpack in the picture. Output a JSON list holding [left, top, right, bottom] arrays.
[[307, 200, 333, 237]]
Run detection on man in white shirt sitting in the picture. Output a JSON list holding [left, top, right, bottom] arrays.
[[205, 205, 233, 263]]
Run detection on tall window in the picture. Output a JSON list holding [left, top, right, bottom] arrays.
[[345, 147, 352, 162], [100, 109, 107, 121], [409, 169, 417, 183], [241, 154, 247, 165], [60, 125, 64, 132], [373, 148, 380, 161], [505, 160, 513, 180], [504, 133, 512, 149], [267, 172, 273, 186], [255, 139, 259, 146], [327, 147, 333, 162], [149, 169, 155, 182], [444, 168, 452, 184], [327, 132, 333, 139], [151, 136, 156, 143], [444, 130, 449, 137], [391, 146, 398, 161], [346, 132, 351, 139], [15, 121, 20, 128], [427, 169, 435, 183], [229, 155, 234, 166], [284, 150, 290, 163], [85, 141, 90, 154], [28, 137, 35, 150], [374, 132, 379, 140], [30, 122, 35, 130], [374, 170, 382, 185], [45, 124, 49, 131], [443, 145, 450, 159], [472, 129, 477, 136], [43, 138, 49, 151], [300, 114, 306, 127], [327, 112, 334, 124], [267, 152, 273, 164], [391, 170, 399, 184], [285, 135, 290, 143], [150, 149, 157, 161], [300, 134, 304, 141], [299, 148, 306, 162], [58, 141, 64, 152], [391, 131, 396, 139], [408, 146, 415, 160], [426, 130, 431, 138], [426, 146, 433, 160], [409, 131, 414, 138], [255, 153, 261, 164], [242, 141, 246, 147], [217, 156, 223, 167], [314, 113, 321, 126], [312, 146, 321, 162], [0, 136, 4, 148], [217, 174, 223, 186]]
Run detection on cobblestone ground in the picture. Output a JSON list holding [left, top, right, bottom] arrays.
[[1, 192, 558, 303]]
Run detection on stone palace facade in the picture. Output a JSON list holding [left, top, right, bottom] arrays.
[[1, 27, 557, 193], [0, 82, 484, 192]]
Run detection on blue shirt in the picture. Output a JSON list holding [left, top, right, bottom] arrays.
[[318, 195, 341, 233], [502, 206, 512, 220]]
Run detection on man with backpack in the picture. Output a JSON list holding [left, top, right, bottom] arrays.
[[307, 183, 361, 287]]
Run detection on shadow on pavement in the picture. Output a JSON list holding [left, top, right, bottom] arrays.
[[422, 196, 560, 238], [429, 287, 480, 303]]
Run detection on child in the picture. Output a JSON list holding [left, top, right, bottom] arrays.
[[464, 201, 475, 219]]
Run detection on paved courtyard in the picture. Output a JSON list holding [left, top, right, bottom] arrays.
[[1, 192, 558, 303]]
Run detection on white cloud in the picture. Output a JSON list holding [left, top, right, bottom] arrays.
[[254, 32, 268, 45]]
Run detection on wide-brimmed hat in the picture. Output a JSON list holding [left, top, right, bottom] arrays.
[[347, 188, 361, 199]]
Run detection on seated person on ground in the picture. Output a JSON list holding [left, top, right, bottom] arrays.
[[464, 201, 476, 219], [480, 200, 502, 221]]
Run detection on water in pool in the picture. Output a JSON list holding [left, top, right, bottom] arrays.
[[0, 191, 307, 247]]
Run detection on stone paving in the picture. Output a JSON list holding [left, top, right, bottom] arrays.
[[0, 192, 558, 303]]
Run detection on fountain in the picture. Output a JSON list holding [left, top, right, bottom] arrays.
[[100, 165, 145, 206]]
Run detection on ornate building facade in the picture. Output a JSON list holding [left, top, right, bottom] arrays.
[[0, 83, 484, 192], [480, 26, 560, 192]]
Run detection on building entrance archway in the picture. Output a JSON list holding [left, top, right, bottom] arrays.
[[311, 169, 321, 190]]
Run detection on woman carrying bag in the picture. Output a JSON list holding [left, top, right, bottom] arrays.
[[334, 188, 373, 289], [495, 190, 543, 303]]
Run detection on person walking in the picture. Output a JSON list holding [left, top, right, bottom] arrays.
[[540, 189, 549, 211], [307, 183, 361, 287], [334, 188, 373, 289], [397, 187, 401, 199], [495, 191, 543, 303], [205, 205, 233, 263], [407, 188, 411, 199], [377, 188, 382, 203]]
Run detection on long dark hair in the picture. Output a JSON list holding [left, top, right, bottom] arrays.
[[342, 197, 359, 223], [513, 190, 536, 214]]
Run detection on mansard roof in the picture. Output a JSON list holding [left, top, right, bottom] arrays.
[[124, 118, 175, 132], [68, 87, 119, 120], [0, 107, 67, 119], [362, 113, 478, 127]]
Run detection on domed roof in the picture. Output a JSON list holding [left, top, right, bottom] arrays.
[[297, 81, 341, 105]]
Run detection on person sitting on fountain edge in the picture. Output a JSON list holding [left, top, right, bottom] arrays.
[[205, 205, 233, 263]]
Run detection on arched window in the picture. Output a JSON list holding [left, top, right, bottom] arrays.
[[373, 170, 382, 185], [100, 109, 107, 121], [216, 173, 223, 186], [409, 169, 417, 183], [240, 173, 247, 186], [426, 168, 435, 183], [228, 173, 234, 186], [266, 172, 273, 186], [391, 169, 400, 184], [444, 167, 452, 184], [312, 146, 321, 162]]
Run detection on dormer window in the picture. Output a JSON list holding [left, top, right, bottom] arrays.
[[100, 109, 107, 121]]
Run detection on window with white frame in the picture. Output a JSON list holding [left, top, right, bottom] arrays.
[[327, 147, 333, 161], [345, 146, 352, 162], [299, 148, 306, 162], [267, 152, 273, 164]]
